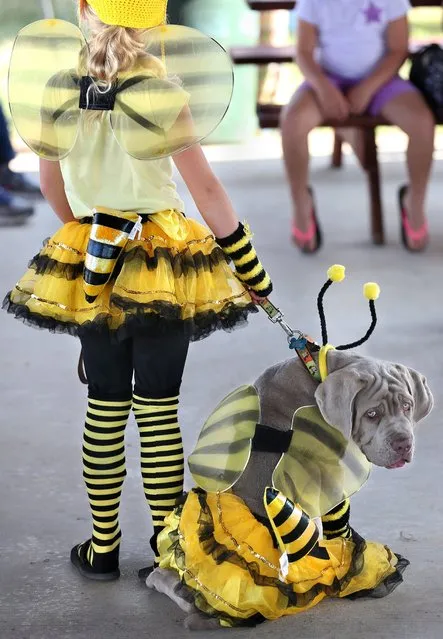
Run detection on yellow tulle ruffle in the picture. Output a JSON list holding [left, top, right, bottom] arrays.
[[158, 490, 406, 627], [4, 215, 256, 339]]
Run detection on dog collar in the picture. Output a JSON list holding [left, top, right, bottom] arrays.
[[319, 344, 335, 381]]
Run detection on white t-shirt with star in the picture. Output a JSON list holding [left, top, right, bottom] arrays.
[[297, 0, 410, 79]]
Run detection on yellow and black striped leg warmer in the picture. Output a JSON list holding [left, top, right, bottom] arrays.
[[322, 499, 352, 540], [82, 396, 132, 570], [133, 393, 184, 562]]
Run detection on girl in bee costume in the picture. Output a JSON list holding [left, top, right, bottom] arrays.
[[3, 0, 272, 581], [154, 268, 409, 628]]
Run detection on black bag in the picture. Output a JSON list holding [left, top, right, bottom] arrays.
[[410, 43, 443, 120]]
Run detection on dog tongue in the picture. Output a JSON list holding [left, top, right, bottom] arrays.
[[388, 460, 406, 469]]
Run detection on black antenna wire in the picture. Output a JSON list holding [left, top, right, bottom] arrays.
[[337, 300, 377, 351], [317, 279, 333, 346]]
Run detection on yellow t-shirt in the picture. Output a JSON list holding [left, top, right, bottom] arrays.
[[60, 115, 185, 219]]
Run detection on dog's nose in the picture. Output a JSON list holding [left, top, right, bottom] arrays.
[[391, 437, 413, 456]]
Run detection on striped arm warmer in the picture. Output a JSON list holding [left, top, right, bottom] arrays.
[[216, 222, 273, 298]]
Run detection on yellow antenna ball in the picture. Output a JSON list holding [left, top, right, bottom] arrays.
[[327, 264, 346, 283], [364, 282, 381, 301]]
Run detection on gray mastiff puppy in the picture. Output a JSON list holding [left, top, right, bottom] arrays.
[[146, 348, 433, 629]]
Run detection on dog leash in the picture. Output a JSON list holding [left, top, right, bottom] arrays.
[[258, 298, 322, 382]]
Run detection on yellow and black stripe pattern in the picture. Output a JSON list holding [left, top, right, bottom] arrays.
[[133, 393, 184, 560], [8, 20, 83, 161], [264, 487, 319, 564], [82, 397, 132, 559], [83, 207, 141, 303], [216, 223, 273, 298], [272, 405, 371, 519], [9, 20, 234, 162], [322, 499, 352, 540], [188, 385, 259, 494]]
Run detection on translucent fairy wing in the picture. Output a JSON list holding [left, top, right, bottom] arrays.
[[272, 406, 372, 519], [110, 24, 234, 160], [188, 385, 260, 494], [8, 19, 84, 160]]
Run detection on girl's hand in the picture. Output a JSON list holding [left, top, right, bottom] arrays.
[[346, 82, 375, 115], [316, 80, 350, 122], [248, 289, 268, 305]]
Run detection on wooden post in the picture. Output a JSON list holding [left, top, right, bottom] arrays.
[[362, 128, 384, 245], [258, 10, 291, 104], [331, 134, 343, 169], [40, 0, 55, 18]]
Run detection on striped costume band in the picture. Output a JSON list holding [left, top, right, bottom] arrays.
[[83, 207, 141, 303], [216, 222, 273, 298], [264, 487, 320, 567], [322, 499, 352, 540]]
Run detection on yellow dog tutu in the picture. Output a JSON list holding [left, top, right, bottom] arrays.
[[3, 211, 256, 340], [158, 490, 408, 628]]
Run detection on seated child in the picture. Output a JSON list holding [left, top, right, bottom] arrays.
[[281, 0, 434, 253]]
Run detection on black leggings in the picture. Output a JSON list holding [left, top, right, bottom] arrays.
[[80, 330, 190, 400]]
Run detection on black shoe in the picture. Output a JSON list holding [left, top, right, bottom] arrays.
[[0, 166, 41, 195], [70, 540, 120, 581], [0, 191, 34, 227]]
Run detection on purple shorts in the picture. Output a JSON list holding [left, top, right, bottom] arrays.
[[299, 73, 417, 116]]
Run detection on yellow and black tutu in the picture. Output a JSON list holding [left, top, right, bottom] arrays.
[[158, 490, 408, 628], [3, 210, 257, 340]]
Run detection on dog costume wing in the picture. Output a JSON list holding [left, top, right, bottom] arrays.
[[188, 385, 260, 494], [272, 406, 372, 518]]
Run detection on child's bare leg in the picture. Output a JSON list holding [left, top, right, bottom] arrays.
[[280, 89, 323, 251], [381, 92, 434, 250], [335, 128, 366, 168]]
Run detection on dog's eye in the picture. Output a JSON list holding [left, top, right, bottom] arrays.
[[366, 409, 378, 419], [402, 402, 412, 412]]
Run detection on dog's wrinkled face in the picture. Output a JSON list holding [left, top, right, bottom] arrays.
[[352, 371, 418, 468], [315, 358, 434, 469]]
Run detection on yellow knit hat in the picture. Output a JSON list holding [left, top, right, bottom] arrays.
[[84, 0, 168, 28]]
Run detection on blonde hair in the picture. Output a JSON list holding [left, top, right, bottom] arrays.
[[80, 5, 165, 120]]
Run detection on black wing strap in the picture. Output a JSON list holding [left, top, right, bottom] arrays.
[[79, 76, 118, 111], [252, 424, 293, 454]]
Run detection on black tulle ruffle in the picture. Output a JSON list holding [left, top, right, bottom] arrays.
[[29, 244, 231, 282], [2, 293, 257, 343], [29, 253, 84, 281]]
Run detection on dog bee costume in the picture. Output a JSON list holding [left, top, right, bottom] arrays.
[[3, 0, 273, 580], [156, 267, 409, 627]]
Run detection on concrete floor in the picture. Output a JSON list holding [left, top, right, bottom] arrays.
[[1, 152, 442, 639]]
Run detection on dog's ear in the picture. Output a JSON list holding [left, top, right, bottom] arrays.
[[314, 370, 367, 440], [406, 367, 434, 423]]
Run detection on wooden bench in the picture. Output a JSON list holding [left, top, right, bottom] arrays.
[[230, 0, 442, 245]]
